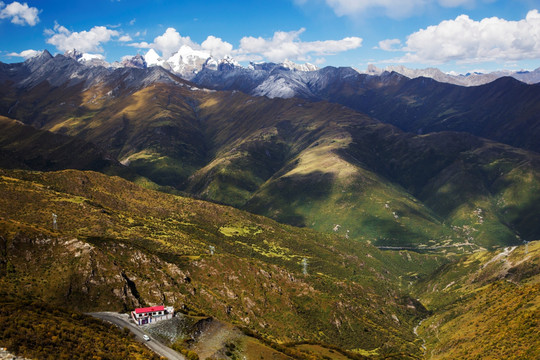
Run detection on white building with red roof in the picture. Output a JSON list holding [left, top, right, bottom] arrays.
[[131, 305, 174, 325]]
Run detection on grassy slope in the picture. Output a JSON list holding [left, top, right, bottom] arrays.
[[2, 70, 540, 250], [0, 115, 119, 172], [195, 92, 540, 249], [412, 241, 540, 359], [0, 168, 442, 357]]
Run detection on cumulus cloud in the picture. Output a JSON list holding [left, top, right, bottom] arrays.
[[119, 34, 132, 42], [0, 1, 40, 26], [297, 0, 483, 19], [129, 28, 197, 59], [400, 9, 540, 63], [7, 49, 40, 58], [201, 36, 233, 58], [377, 38, 402, 51], [46, 22, 120, 53], [129, 27, 361, 63], [237, 28, 362, 63], [81, 53, 105, 61]]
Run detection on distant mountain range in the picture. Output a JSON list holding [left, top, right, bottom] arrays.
[[361, 64, 540, 86], [44, 46, 540, 86]]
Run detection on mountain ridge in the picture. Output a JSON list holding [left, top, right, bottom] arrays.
[[2, 55, 540, 250], [14, 48, 540, 87]]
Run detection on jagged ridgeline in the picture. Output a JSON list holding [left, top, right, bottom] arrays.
[[0, 168, 439, 358], [1, 52, 540, 250]]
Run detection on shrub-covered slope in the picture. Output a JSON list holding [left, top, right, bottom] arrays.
[[0, 168, 441, 357], [0, 293, 160, 360]]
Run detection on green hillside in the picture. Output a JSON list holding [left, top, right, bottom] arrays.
[[0, 168, 443, 358], [2, 71, 540, 250]]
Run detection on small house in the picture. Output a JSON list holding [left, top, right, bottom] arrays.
[[131, 305, 174, 325]]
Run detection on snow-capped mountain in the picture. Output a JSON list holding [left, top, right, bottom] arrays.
[[17, 47, 540, 90], [140, 46, 315, 80], [63, 49, 110, 68], [2, 49, 185, 93], [193, 61, 362, 99], [143, 46, 245, 79], [144, 49, 172, 71], [281, 59, 318, 72], [165, 45, 211, 79]]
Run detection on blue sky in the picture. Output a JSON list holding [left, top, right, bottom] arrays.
[[1, 0, 539, 73]]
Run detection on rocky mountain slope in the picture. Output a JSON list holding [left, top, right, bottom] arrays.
[[193, 65, 540, 154], [0, 169, 538, 359]]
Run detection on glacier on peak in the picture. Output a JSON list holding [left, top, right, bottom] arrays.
[[144, 49, 163, 66], [63, 49, 109, 68], [144, 49, 172, 71], [165, 45, 213, 79]]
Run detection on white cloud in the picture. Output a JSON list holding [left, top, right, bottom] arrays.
[[133, 30, 146, 38], [400, 9, 540, 63], [119, 34, 132, 42], [201, 36, 233, 58], [0, 1, 40, 26], [7, 48, 39, 58], [238, 28, 362, 63], [46, 22, 120, 53], [129, 28, 197, 59], [129, 27, 361, 63], [377, 38, 402, 51]]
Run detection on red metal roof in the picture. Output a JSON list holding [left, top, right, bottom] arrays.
[[134, 305, 165, 314]]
